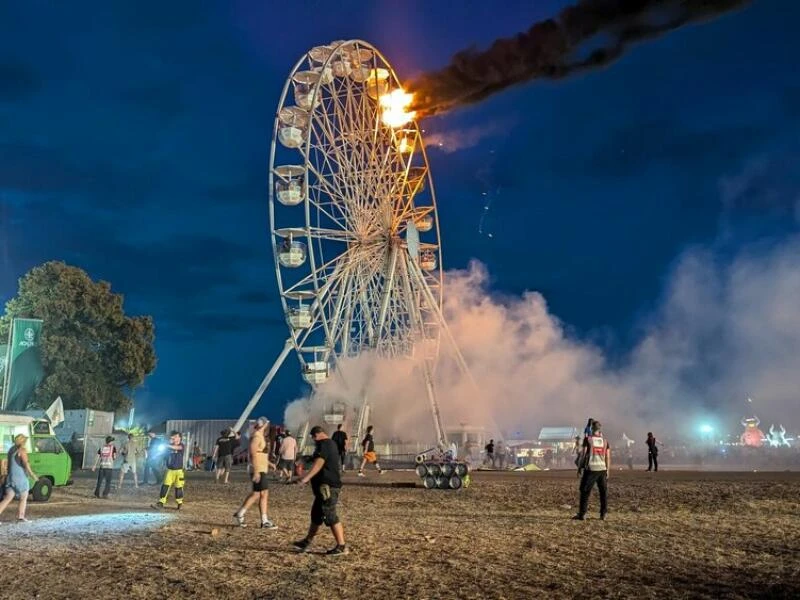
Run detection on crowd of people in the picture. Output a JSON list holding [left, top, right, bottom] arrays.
[[78, 419, 387, 555]]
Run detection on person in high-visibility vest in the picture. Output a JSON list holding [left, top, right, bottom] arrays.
[[153, 431, 185, 510], [573, 420, 610, 520]]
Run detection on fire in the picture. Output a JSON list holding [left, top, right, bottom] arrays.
[[380, 89, 416, 128]]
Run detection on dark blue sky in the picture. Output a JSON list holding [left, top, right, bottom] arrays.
[[1, 1, 797, 424]]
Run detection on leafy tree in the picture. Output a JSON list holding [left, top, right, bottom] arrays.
[[0, 261, 156, 411]]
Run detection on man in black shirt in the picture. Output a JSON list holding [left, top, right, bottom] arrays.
[[485, 439, 495, 468], [294, 425, 347, 556], [331, 424, 348, 472], [646, 432, 658, 472], [213, 428, 240, 484]]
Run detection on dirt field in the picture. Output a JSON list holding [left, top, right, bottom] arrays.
[[2, 468, 799, 600]]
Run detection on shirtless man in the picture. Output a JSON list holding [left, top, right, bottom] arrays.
[[233, 417, 277, 529]]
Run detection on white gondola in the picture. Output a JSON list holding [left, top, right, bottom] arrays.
[[308, 44, 335, 84], [278, 106, 309, 149], [278, 240, 307, 268], [365, 68, 390, 100], [287, 305, 312, 329], [420, 249, 437, 271], [292, 71, 322, 111], [274, 165, 306, 206], [415, 213, 434, 233], [302, 361, 329, 384], [330, 42, 352, 78], [394, 129, 416, 154], [348, 47, 374, 82]]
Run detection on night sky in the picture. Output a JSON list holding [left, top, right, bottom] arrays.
[[1, 1, 797, 425]]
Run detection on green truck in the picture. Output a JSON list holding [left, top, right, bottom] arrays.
[[0, 412, 73, 501]]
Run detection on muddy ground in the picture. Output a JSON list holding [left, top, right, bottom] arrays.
[[2, 468, 799, 599]]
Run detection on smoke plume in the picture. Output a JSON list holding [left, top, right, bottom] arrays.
[[409, 0, 750, 117], [285, 233, 800, 444]]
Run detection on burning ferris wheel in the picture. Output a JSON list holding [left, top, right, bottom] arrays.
[[234, 40, 468, 447]]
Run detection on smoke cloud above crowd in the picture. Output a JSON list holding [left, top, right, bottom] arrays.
[[408, 0, 750, 117], [285, 231, 800, 443]]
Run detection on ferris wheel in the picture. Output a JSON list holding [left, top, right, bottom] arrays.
[[234, 40, 463, 447]]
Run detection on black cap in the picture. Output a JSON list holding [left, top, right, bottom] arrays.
[[309, 425, 324, 436], [105, 436, 115, 443]]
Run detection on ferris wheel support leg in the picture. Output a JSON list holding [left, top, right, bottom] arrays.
[[233, 339, 294, 433], [421, 360, 448, 448]]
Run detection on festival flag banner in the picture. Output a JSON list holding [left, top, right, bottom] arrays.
[[2, 318, 45, 411]]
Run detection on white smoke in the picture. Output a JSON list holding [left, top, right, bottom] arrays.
[[285, 233, 800, 443]]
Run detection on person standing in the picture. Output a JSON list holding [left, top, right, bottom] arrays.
[[496, 440, 507, 469], [192, 442, 203, 470], [92, 436, 117, 498], [0, 434, 38, 522], [358, 425, 383, 477], [118, 433, 140, 490], [234, 417, 277, 528], [331, 424, 348, 472], [484, 439, 495, 468], [294, 425, 347, 556], [573, 420, 610, 521], [153, 431, 186, 510], [646, 432, 659, 472], [213, 428, 239, 484], [143, 432, 161, 485], [278, 430, 297, 482]]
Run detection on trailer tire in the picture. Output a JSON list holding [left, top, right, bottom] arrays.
[[32, 477, 53, 502]]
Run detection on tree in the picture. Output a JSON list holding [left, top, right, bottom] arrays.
[[0, 261, 156, 412]]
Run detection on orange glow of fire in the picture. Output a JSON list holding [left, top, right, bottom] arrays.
[[380, 89, 416, 128]]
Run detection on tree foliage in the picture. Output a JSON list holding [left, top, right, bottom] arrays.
[[0, 261, 156, 411]]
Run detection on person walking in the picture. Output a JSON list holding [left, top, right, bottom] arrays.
[[92, 436, 117, 498], [234, 417, 277, 529], [278, 430, 297, 482], [143, 432, 161, 485], [496, 441, 507, 469], [0, 434, 38, 522], [646, 432, 659, 472], [293, 426, 347, 556], [358, 425, 383, 477], [331, 424, 348, 471], [118, 433, 140, 490], [153, 431, 186, 510], [212, 428, 240, 484], [573, 420, 610, 521], [484, 439, 495, 468], [192, 443, 203, 470]]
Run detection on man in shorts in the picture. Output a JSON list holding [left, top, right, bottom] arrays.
[[213, 427, 239, 484], [294, 425, 347, 556], [233, 417, 277, 529], [358, 425, 383, 477], [277, 430, 297, 482], [118, 433, 140, 489]]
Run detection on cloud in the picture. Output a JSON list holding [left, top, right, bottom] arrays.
[[425, 118, 517, 153], [719, 154, 800, 214]]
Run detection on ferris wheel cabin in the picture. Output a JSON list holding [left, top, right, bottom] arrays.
[[274, 165, 305, 206], [302, 361, 329, 385], [278, 240, 306, 268], [277, 106, 309, 149]]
